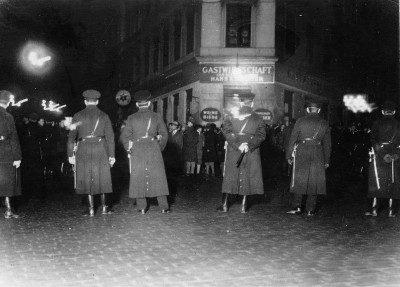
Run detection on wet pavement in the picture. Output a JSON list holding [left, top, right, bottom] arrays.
[[1, 168, 400, 287]]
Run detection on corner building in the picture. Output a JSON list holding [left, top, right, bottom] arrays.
[[118, 0, 277, 127]]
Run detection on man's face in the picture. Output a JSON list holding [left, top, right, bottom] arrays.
[[38, 119, 45, 126], [187, 121, 193, 127]]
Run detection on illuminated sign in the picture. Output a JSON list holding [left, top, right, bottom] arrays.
[[42, 100, 66, 112], [200, 108, 221, 122], [254, 108, 273, 122], [200, 64, 274, 83], [115, 90, 131, 106], [343, 94, 376, 113]]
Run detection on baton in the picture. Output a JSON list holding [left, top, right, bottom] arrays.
[[236, 151, 246, 168], [15, 166, 18, 188]]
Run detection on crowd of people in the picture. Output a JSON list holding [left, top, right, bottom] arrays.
[[0, 88, 398, 219]]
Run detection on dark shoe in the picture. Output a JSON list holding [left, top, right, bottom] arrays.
[[102, 206, 114, 215], [161, 209, 172, 213], [365, 209, 378, 217], [139, 209, 146, 215], [217, 205, 228, 212], [4, 210, 23, 219], [287, 207, 302, 214], [307, 211, 315, 216], [82, 208, 95, 217]]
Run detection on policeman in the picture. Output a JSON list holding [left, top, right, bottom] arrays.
[[286, 102, 331, 216], [218, 93, 266, 213], [366, 101, 400, 217], [120, 90, 171, 214], [0, 90, 22, 218], [67, 90, 115, 216]]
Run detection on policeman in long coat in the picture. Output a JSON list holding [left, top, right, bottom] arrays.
[[67, 90, 115, 216], [120, 90, 171, 214], [366, 101, 400, 217], [0, 91, 22, 218], [286, 102, 331, 216], [218, 94, 266, 213]]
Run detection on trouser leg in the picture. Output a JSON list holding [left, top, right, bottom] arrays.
[[136, 198, 147, 211], [157, 196, 169, 210], [101, 193, 114, 215], [240, 195, 248, 213], [210, 163, 215, 175], [389, 198, 395, 217], [217, 193, 229, 212], [292, 194, 303, 209], [305, 195, 318, 212], [5, 197, 11, 211]]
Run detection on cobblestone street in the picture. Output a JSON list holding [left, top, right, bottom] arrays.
[[1, 170, 400, 287]]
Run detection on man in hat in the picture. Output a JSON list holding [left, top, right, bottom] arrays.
[[286, 102, 331, 216], [182, 116, 198, 176], [217, 93, 266, 213], [366, 100, 400, 217], [120, 90, 171, 214], [0, 90, 23, 218], [67, 89, 115, 216]]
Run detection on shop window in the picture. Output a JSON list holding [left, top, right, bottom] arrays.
[[226, 4, 251, 48], [186, 88, 193, 115], [173, 93, 179, 121], [163, 97, 168, 122], [186, 7, 195, 54]]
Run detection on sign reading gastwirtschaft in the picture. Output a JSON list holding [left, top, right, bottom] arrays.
[[200, 64, 274, 84]]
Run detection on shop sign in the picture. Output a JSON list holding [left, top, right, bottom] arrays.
[[115, 90, 131, 106], [254, 108, 273, 122], [200, 64, 274, 84], [200, 107, 221, 122]]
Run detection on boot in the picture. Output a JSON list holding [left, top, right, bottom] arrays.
[[365, 197, 378, 217], [82, 195, 95, 216], [217, 193, 229, 212], [389, 198, 396, 217], [240, 195, 248, 213], [101, 194, 114, 215], [4, 197, 22, 219]]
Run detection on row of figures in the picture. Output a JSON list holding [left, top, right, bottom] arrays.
[[0, 88, 398, 219]]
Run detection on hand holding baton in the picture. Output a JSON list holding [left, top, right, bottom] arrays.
[[236, 151, 246, 168], [128, 140, 133, 174]]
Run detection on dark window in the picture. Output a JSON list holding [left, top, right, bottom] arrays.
[[226, 4, 251, 48], [174, 12, 182, 61], [186, 88, 193, 115], [284, 90, 293, 118], [186, 7, 195, 54], [173, 93, 179, 121], [163, 97, 168, 122], [153, 36, 160, 73], [144, 39, 150, 76], [163, 24, 169, 67]]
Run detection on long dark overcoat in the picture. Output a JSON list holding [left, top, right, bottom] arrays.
[[67, 106, 115, 195], [120, 109, 169, 198], [286, 114, 331, 195], [163, 130, 183, 169], [203, 129, 218, 162], [0, 107, 22, 197], [182, 126, 198, 162], [368, 115, 400, 199], [221, 113, 266, 195]]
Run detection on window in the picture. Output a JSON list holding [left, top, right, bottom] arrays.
[[226, 3, 251, 48], [163, 23, 170, 67], [163, 97, 168, 122], [186, 7, 195, 54], [174, 12, 182, 61], [153, 35, 160, 73], [173, 93, 179, 121], [284, 90, 293, 118], [186, 89, 193, 116]]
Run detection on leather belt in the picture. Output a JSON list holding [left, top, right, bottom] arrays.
[[78, 136, 105, 142], [134, 136, 157, 142]]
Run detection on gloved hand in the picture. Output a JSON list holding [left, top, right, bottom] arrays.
[[13, 160, 21, 168], [287, 159, 293, 165], [68, 156, 75, 165], [238, 142, 249, 153], [109, 157, 116, 167]]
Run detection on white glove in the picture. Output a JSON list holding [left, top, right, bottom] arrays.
[[238, 143, 249, 153], [68, 156, 75, 165], [13, 160, 21, 168], [109, 157, 116, 167]]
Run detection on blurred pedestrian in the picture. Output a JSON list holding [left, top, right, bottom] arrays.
[[163, 121, 183, 176], [217, 93, 266, 213], [0, 90, 23, 218], [120, 90, 171, 214], [366, 101, 400, 217], [286, 102, 331, 216], [195, 124, 204, 175], [182, 116, 198, 176], [67, 90, 115, 216], [203, 123, 218, 176]]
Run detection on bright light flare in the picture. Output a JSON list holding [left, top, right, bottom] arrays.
[[8, 95, 28, 107], [42, 100, 66, 112], [19, 41, 53, 76], [64, 117, 81, 130], [343, 94, 376, 113]]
